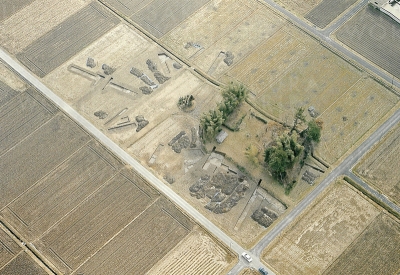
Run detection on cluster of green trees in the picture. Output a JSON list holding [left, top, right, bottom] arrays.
[[264, 107, 322, 191], [200, 83, 248, 141]]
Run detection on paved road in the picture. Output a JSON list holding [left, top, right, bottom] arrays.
[[252, 107, 400, 256], [1, 2, 399, 273], [345, 171, 400, 215], [263, 0, 400, 88], [322, 0, 369, 36], [0, 49, 274, 274]]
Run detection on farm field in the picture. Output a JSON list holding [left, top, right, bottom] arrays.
[[0, 62, 28, 92], [145, 228, 236, 275], [239, 268, 260, 275], [101, 0, 210, 38], [0, 0, 90, 54], [161, 0, 285, 77], [262, 179, 382, 274], [335, 5, 400, 79], [324, 213, 400, 275], [315, 77, 398, 164], [272, 0, 322, 15], [16, 2, 119, 77], [0, 69, 235, 274], [0, 252, 48, 275], [224, 24, 399, 165], [0, 227, 22, 270], [305, 0, 358, 28], [354, 122, 400, 206], [0, 0, 35, 23]]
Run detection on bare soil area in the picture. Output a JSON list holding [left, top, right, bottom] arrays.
[[262, 179, 381, 274]]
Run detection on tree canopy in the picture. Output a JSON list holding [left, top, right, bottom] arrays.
[[264, 133, 303, 182], [305, 119, 322, 142]]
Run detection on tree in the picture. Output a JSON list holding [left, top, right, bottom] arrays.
[[292, 107, 306, 133], [305, 119, 322, 142], [200, 109, 224, 141], [264, 133, 303, 183]]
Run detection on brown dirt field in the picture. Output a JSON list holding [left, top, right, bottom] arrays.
[[0, 0, 90, 54], [323, 213, 400, 275], [72, 198, 193, 275], [272, 0, 322, 15], [0, 100, 89, 210], [0, 62, 27, 92], [1, 141, 122, 240], [0, 252, 48, 275], [17, 2, 119, 77], [239, 268, 260, 275], [355, 122, 400, 206], [0, 228, 21, 269], [262, 179, 381, 275], [0, 0, 35, 22], [103, 0, 211, 38], [305, 0, 358, 28], [145, 227, 236, 275], [0, 74, 233, 275], [0, 89, 56, 156], [162, 0, 285, 77], [335, 5, 400, 79], [315, 77, 398, 164]]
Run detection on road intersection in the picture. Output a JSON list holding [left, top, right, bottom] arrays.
[[1, 0, 399, 273]]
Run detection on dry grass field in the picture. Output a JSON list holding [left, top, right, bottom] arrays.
[[162, 0, 285, 77], [324, 213, 400, 275], [239, 268, 260, 275], [336, 5, 400, 79], [272, 0, 322, 15], [224, 24, 399, 165], [262, 180, 381, 274], [16, 2, 119, 77], [101, 0, 210, 38], [305, 0, 358, 28], [0, 0, 90, 54], [315, 77, 398, 164], [145, 228, 236, 275], [355, 122, 400, 206]]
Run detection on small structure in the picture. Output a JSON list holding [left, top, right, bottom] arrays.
[[371, 0, 400, 24], [216, 130, 228, 144]]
